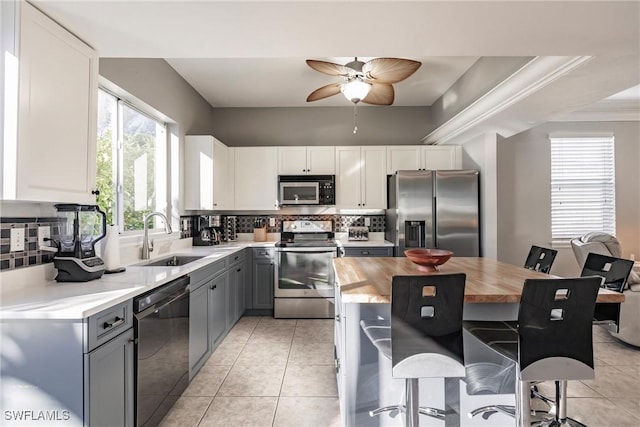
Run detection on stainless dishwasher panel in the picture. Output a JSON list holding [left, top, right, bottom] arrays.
[[134, 275, 190, 426]]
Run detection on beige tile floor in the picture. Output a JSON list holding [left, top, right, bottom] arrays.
[[161, 318, 640, 427], [160, 316, 341, 427]]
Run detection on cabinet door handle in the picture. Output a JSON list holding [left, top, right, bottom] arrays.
[[211, 285, 217, 290], [103, 316, 124, 330]]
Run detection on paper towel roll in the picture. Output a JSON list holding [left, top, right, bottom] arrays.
[[101, 224, 121, 272]]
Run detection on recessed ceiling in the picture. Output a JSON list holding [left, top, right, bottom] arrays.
[[31, 1, 640, 118], [165, 57, 479, 107]]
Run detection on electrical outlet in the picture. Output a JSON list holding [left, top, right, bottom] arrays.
[[38, 226, 51, 247], [364, 217, 371, 227], [10, 228, 25, 252], [269, 217, 276, 227]]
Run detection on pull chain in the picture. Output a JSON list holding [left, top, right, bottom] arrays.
[[353, 103, 358, 134]]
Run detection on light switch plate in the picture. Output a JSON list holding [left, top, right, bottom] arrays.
[[269, 217, 276, 227], [10, 228, 25, 252], [364, 217, 371, 227]]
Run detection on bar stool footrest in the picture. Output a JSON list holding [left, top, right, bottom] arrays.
[[369, 405, 402, 418], [469, 404, 516, 420]]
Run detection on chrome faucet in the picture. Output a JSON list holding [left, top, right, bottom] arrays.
[[141, 212, 173, 260]]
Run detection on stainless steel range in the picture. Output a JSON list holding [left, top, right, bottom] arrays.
[[274, 220, 343, 318]]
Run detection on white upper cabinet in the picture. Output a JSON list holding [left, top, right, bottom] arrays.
[[184, 135, 230, 210], [335, 146, 386, 209], [278, 146, 335, 175], [386, 146, 422, 174], [386, 145, 462, 174], [3, 2, 99, 203], [421, 145, 462, 171], [234, 147, 278, 210]]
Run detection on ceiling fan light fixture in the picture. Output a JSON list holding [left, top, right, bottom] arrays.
[[341, 78, 371, 104]]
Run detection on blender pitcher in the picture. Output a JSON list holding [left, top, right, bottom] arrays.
[[53, 204, 107, 282]]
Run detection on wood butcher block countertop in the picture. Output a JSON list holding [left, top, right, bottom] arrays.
[[333, 257, 625, 304]]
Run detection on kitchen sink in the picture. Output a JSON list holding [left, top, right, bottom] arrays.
[[138, 255, 204, 267]]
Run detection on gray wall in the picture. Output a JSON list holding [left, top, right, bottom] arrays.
[[99, 58, 215, 136], [210, 106, 431, 146], [497, 121, 640, 277]]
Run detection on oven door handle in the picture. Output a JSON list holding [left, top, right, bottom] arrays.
[[276, 248, 337, 254]]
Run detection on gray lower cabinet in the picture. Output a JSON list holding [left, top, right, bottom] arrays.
[[189, 249, 247, 378], [86, 328, 135, 426], [189, 279, 211, 377], [226, 254, 246, 329], [0, 300, 134, 426], [252, 248, 274, 309], [343, 246, 393, 257], [209, 273, 227, 346], [189, 259, 227, 377]]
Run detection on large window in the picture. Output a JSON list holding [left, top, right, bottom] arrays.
[[96, 88, 167, 232], [550, 135, 616, 242]]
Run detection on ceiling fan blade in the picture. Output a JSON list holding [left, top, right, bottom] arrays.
[[362, 84, 394, 105], [306, 83, 342, 102], [306, 60, 351, 76], [362, 58, 422, 84]]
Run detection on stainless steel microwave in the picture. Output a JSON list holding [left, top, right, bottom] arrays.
[[278, 175, 335, 206]]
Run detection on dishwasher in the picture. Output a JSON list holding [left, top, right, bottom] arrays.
[[133, 275, 190, 426]]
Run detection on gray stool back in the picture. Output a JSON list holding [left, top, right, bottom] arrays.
[[581, 252, 634, 292], [391, 273, 466, 379], [518, 277, 601, 382], [524, 245, 558, 274]]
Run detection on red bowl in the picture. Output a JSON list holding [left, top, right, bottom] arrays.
[[404, 249, 454, 272]]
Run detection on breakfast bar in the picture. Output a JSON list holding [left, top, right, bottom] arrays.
[[332, 257, 625, 427]]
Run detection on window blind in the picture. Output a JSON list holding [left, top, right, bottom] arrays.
[[550, 135, 616, 241]]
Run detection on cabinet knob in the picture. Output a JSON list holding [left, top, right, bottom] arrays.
[[211, 285, 217, 290], [237, 268, 241, 272], [91, 189, 100, 196]]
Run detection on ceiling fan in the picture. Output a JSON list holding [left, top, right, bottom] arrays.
[[305, 57, 422, 106]]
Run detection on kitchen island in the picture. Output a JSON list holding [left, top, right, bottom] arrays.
[[332, 257, 625, 427]]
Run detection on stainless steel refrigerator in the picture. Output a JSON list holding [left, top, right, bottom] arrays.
[[385, 170, 480, 257]]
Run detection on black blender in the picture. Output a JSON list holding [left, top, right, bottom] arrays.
[[52, 204, 107, 282]]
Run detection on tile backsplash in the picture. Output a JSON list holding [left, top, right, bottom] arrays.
[[1, 213, 384, 272], [0, 218, 60, 271], [186, 214, 385, 234]]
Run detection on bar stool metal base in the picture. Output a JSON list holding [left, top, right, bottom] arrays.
[[368, 378, 449, 427]]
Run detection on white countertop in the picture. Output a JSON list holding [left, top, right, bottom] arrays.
[[0, 242, 272, 320], [0, 238, 394, 320]]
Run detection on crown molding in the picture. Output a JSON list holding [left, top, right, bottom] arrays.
[[422, 56, 593, 145]]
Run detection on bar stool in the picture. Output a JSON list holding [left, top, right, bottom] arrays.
[[363, 273, 466, 427], [581, 252, 634, 292], [465, 277, 602, 427], [524, 245, 558, 274]]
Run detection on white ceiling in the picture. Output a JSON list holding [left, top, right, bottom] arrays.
[[31, 1, 640, 117]]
